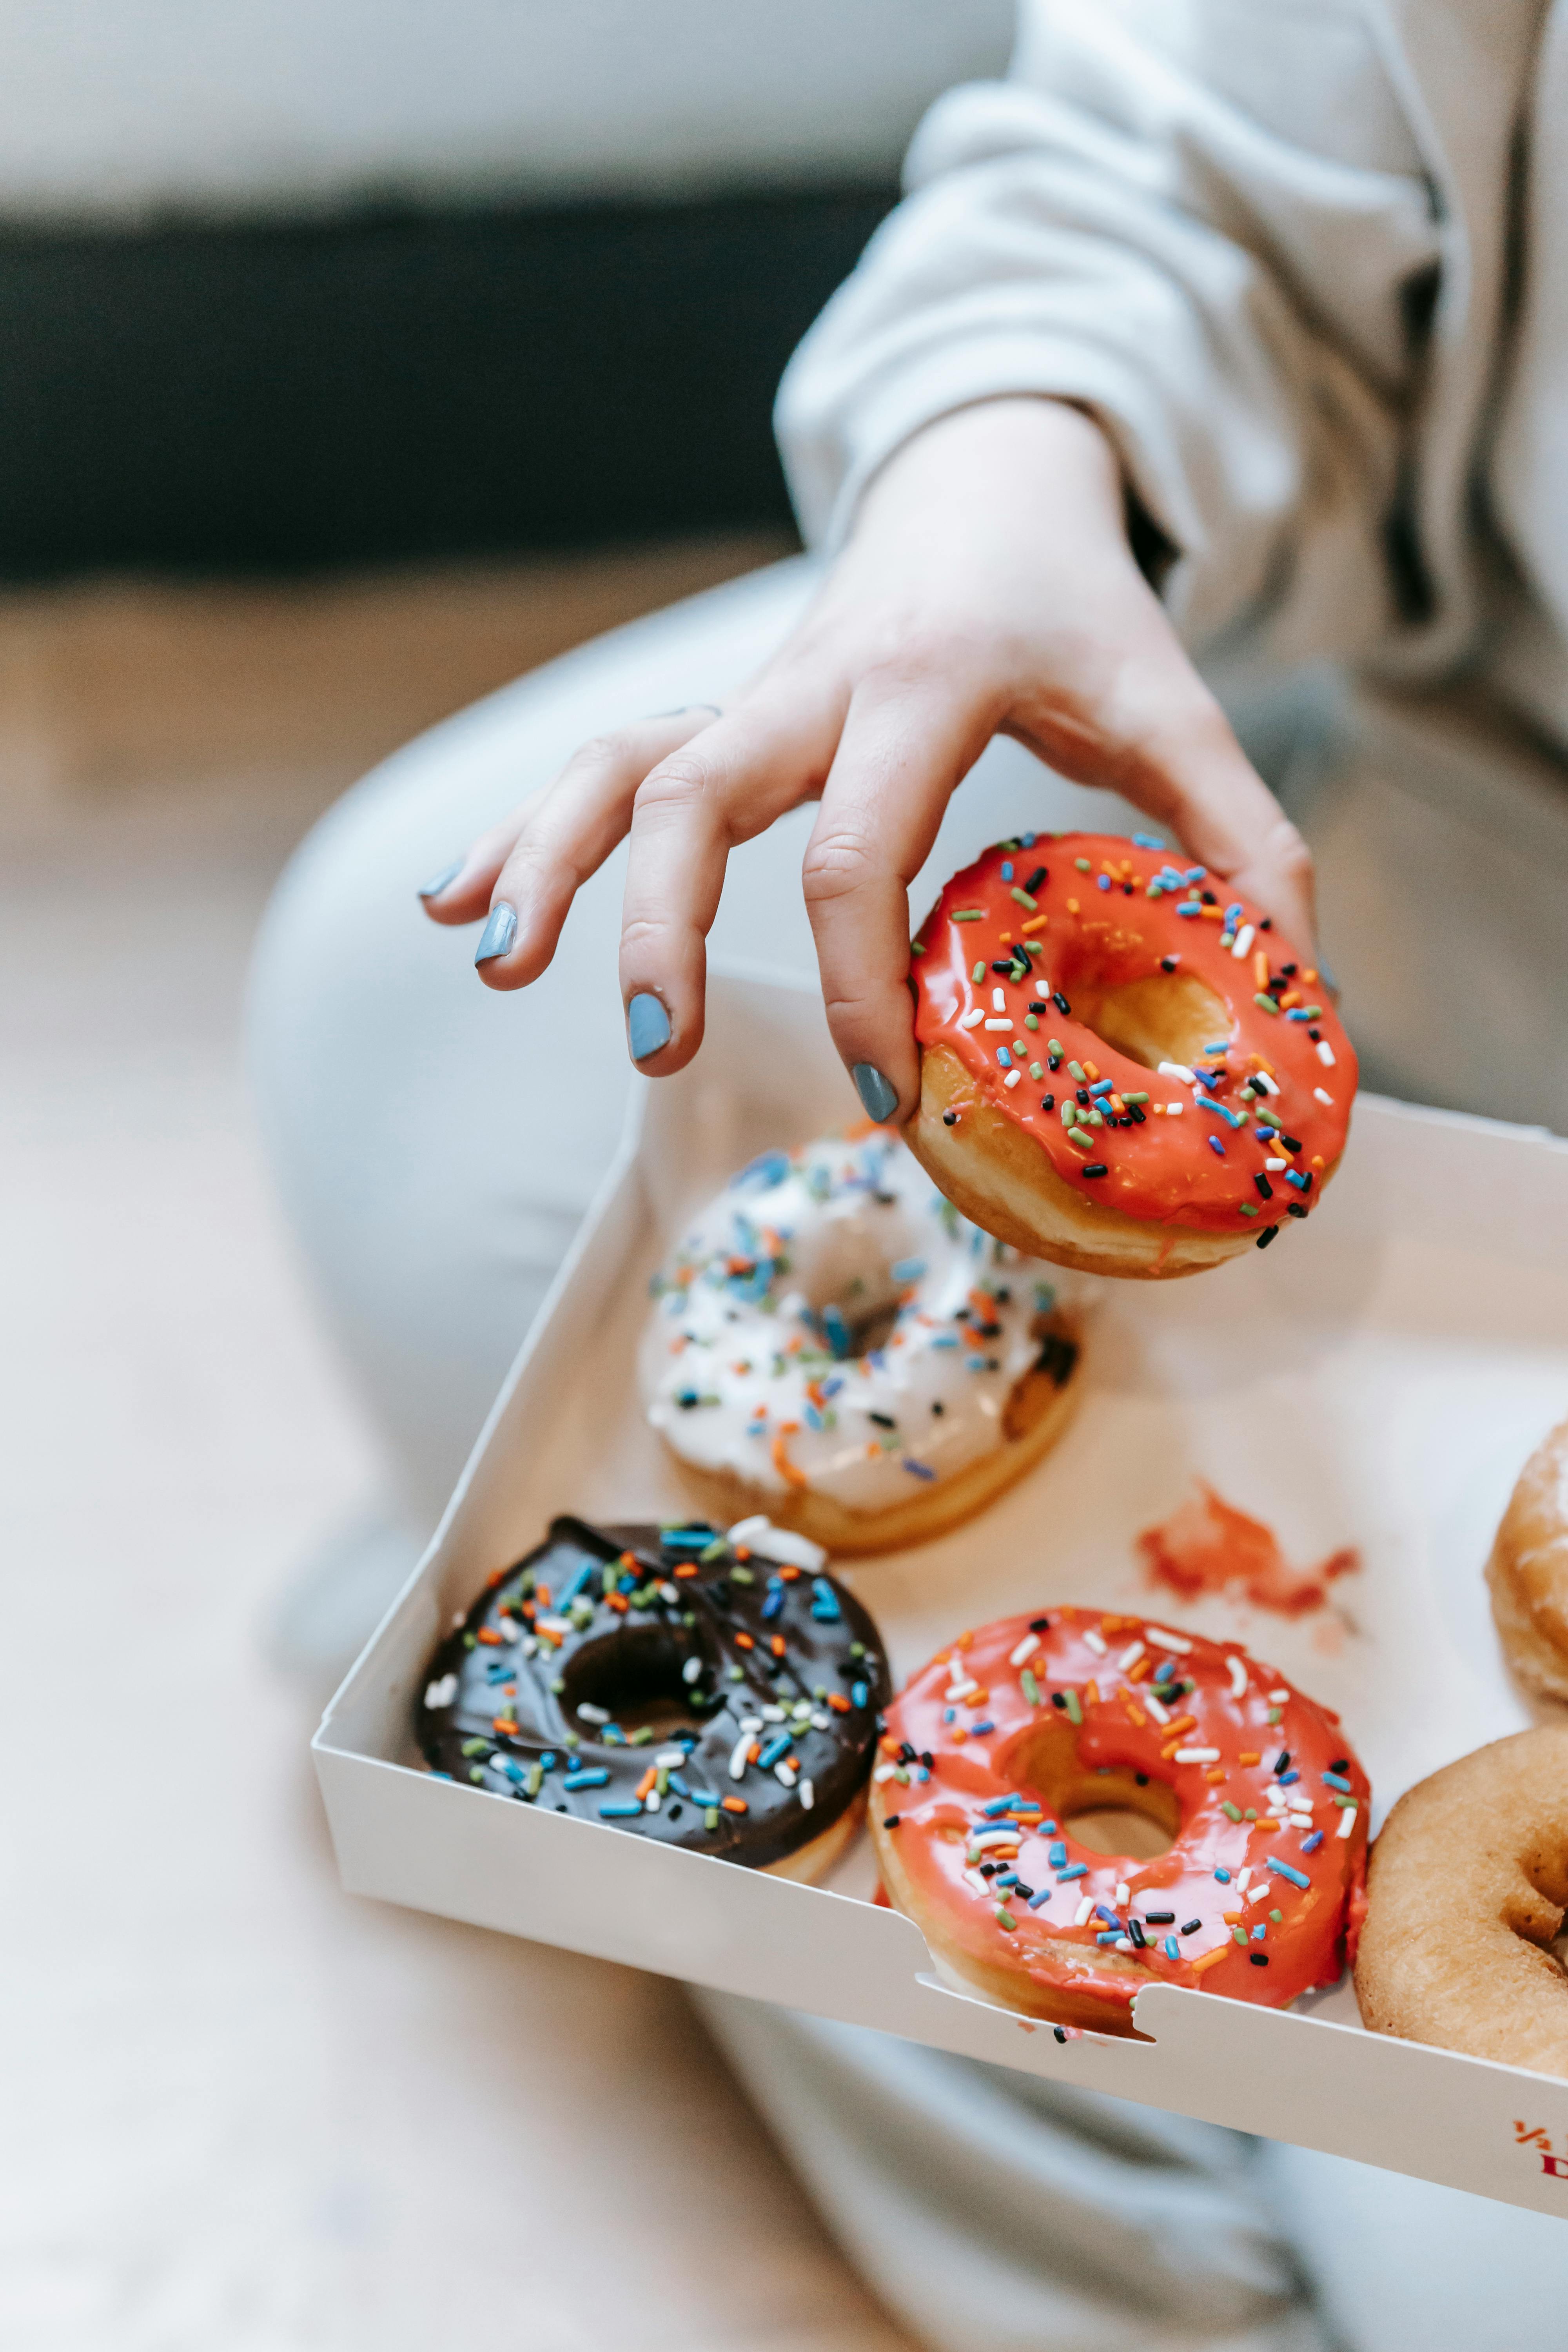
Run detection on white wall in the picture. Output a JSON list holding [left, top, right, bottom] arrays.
[[0, 0, 1015, 223]]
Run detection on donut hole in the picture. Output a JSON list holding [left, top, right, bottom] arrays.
[[817, 1287, 902, 1360], [1065, 1801, 1176, 1862], [999, 1719, 1180, 1862], [798, 1235, 906, 1361], [1071, 970, 1231, 1073], [559, 1625, 710, 1740]]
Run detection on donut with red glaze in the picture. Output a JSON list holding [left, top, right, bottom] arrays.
[[907, 833, 1356, 1278], [869, 1606, 1369, 2034]]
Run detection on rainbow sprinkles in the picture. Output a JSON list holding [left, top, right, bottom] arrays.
[[910, 831, 1357, 1243]]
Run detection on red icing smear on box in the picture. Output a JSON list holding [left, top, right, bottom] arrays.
[[878, 1610, 1369, 2024], [911, 834, 1356, 1235], [1138, 1485, 1361, 1617]]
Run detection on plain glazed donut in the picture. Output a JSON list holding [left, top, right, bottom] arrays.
[[642, 1127, 1088, 1554], [1486, 1416, 1568, 1702], [869, 1606, 1368, 2034], [907, 833, 1357, 1279], [417, 1514, 889, 1881], [1354, 1729, 1568, 2079]]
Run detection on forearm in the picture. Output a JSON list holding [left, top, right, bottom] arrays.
[[778, 2, 1437, 661]]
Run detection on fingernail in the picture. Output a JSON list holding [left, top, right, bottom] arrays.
[[851, 1063, 900, 1123], [418, 859, 464, 901], [627, 992, 672, 1061], [474, 902, 517, 964]]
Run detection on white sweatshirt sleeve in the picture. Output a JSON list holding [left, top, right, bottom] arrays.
[[775, 0, 1442, 660]]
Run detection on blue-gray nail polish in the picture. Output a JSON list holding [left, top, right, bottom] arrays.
[[851, 1063, 900, 1123], [474, 902, 517, 964], [418, 859, 463, 900], [627, 992, 671, 1061]]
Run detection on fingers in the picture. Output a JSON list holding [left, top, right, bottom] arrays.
[[802, 680, 991, 1121], [1116, 690, 1319, 955], [1011, 579, 1319, 954], [1105, 622, 1317, 951], [441, 711, 719, 991], [617, 687, 845, 1073], [419, 709, 722, 932], [1216, 804, 1318, 965], [417, 798, 546, 926]]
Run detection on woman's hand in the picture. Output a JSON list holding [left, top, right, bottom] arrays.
[[420, 397, 1314, 1121]]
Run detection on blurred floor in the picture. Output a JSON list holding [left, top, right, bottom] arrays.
[[0, 539, 796, 820], [0, 540, 916, 2352]]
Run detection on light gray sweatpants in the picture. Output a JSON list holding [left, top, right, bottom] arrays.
[[249, 557, 1568, 2352]]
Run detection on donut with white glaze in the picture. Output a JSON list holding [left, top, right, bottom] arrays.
[[417, 1514, 889, 1880], [869, 1606, 1369, 2034], [641, 1127, 1088, 1554], [1486, 1416, 1568, 1702], [907, 833, 1357, 1278]]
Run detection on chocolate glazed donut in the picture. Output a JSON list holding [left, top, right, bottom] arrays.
[[417, 1516, 889, 1878]]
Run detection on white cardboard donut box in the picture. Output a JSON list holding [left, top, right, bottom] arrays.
[[313, 969, 1568, 2217]]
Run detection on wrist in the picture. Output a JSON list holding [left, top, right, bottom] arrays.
[[856, 396, 1133, 561]]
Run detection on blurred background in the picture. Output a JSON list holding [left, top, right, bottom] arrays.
[[2, 5, 1012, 2346]]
